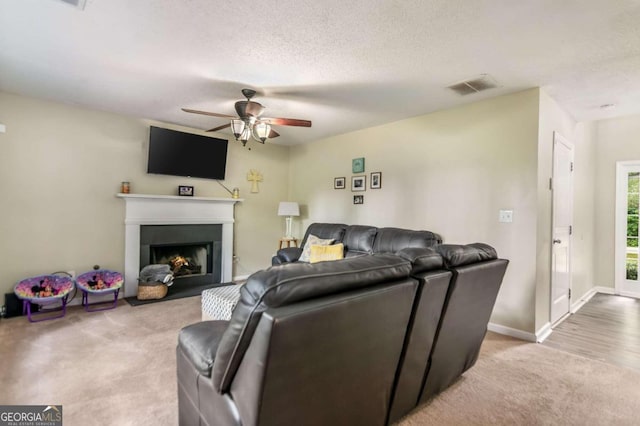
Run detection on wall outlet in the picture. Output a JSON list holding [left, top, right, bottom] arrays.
[[499, 209, 513, 223]]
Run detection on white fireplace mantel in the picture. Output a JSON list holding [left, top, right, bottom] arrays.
[[117, 194, 242, 297]]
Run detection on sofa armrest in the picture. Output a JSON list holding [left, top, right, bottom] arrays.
[[395, 247, 444, 274], [436, 243, 497, 268], [274, 247, 303, 264], [178, 320, 229, 377]]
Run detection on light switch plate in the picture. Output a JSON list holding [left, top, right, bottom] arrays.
[[499, 209, 513, 223]]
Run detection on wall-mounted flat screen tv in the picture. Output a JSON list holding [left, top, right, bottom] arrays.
[[147, 126, 228, 180]]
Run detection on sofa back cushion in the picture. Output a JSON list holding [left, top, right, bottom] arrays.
[[373, 227, 442, 254], [300, 223, 347, 248], [342, 225, 378, 257], [231, 278, 418, 426], [212, 254, 412, 392], [420, 253, 508, 401]]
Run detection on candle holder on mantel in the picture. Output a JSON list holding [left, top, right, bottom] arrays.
[[216, 180, 239, 199]]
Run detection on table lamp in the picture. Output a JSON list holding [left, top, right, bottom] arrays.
[[278, 202, 300, 240]]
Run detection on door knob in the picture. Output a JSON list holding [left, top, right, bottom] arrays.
[[553, 239, 562, 244]]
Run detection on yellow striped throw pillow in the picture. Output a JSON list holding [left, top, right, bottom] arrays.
[[309, 243, 345, 264]]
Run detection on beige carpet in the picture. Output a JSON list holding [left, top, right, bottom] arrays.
[[398, 333, 640, 425], [1, 297, 639, 426], [0, 298, 201, 426]]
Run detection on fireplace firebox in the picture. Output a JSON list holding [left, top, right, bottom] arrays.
[[140, 224, 222, 287]]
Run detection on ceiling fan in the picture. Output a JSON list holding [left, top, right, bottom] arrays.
[[182, 88, 312, 146]]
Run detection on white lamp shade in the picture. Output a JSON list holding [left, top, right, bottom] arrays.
[[278, 201, 300, 216]]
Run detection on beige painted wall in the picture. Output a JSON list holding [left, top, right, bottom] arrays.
[[0, 91, 289, 297], [290, 89, 541, 332], [593, 115, 640, 288], [535, 91, 596, 331], [0, 87, 600, 335], [572, 121, 597, 298]]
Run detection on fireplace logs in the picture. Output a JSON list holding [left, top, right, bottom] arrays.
[[169, 255, 202, 277]]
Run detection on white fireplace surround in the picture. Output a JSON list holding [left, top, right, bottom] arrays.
[[117, 194, 242, 298]]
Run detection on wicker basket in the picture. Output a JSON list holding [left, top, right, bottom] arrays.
[[137, 281, 168, 300]]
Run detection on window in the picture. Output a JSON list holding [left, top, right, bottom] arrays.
[[626, 172, 639, 280]]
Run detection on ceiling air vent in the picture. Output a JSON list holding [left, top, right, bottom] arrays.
[[54, 0, 87, 10], [447, 74, 499, 96]]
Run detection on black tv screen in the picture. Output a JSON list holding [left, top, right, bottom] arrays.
[[147, 126, 228, 180]]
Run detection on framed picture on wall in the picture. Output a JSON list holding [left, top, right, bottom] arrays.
[[352, 157, 365, 173], [334, 177, 346, 189], [370, 172, 382, 189], [351, 176, 366, 191], [354, 195, 364, 204]]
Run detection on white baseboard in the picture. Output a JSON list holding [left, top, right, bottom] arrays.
[[617, 289, 640, 298], [571, 286, 616, 312], [570, 287, 599, 313], [489, 286, 623, 344], [487, 322, 537, 342], [591, 285, 638, 299], [535, 322, 552, 343]]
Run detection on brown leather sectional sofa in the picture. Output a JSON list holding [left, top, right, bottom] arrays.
[[177, 223, 508, 425]]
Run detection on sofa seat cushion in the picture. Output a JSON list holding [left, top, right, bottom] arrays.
[[178, 320, 229, 377], [436, 243, 497, 267], [299, 234, 335, 262]]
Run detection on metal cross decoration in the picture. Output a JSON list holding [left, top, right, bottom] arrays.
[[247, 169, 263, 193]]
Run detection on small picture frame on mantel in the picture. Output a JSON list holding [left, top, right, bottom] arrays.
[[178, 185, 194, 196]]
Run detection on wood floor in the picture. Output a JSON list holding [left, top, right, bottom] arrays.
[[543, 293, 640, 372]]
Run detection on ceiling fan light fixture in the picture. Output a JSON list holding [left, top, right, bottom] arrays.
[[253, 122, 271, 143], [182, 88, 312, 148], [239, 126, 251, 143], [231, 119, 246, 140]]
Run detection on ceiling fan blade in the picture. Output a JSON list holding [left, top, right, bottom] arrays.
[[268, 129, 280, 138], [182, 108, 236, 119], [207, 123, 231, 132], [261, 117, 312, 127]]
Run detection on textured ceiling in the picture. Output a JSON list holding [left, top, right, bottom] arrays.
[[1, 0, 640, 145]]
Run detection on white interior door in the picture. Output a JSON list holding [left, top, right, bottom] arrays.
[[615, 162, 640, 297], [551, 132, 574, 325]]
